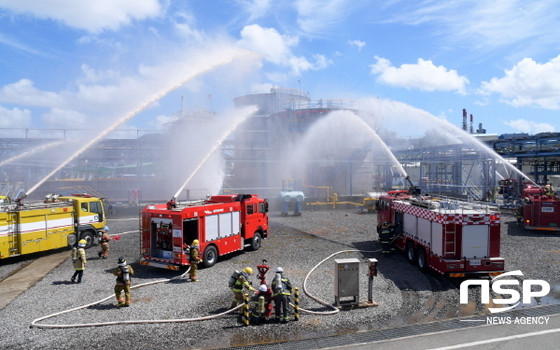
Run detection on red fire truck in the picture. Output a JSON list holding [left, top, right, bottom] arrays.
[[518, 184, 560, 231], [140, 194, 269, 270], [377, 179, 504, 277]]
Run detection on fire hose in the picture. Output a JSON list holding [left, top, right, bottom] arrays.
[[31, 247, 387, 328], [30, 266, 244, 329], [294, 248, 381, 315]]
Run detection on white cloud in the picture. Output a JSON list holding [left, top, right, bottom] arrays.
[[148, 114, 173, 130], [0, 79, 64, 107], [295, 0, 356, 35], [480, 56, 560, 109], [0, 42, 257, 129], [348, 40, 366, 51], [172, 11, 205, 42], [0, 33, 52, 57], [0, 105, 32, 128], [0, 0, 162, 33], [378, 1, 560, 54], [311, 54, 332, 70], [370, 57, 469, 93], [504, 119, 555, 134], [238, 24, 332, 78], [238, 25, 297, 64], [237, 0, 273, 22], [42, 108, 87, 128]]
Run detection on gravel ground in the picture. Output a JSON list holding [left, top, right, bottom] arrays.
[[1, 209, 560, 350]]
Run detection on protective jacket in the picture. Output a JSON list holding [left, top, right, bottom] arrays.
[[72, 248, 86, 270], [271, 274, 292, 297], [232, 275, 255, 292]]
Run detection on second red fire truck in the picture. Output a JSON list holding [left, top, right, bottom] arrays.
[[140, 194, 269, 270], [377, 178, 505, 277], [517, 184, 560, 231]]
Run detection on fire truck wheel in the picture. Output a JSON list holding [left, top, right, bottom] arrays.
[[81, 231, 95, 249], [250, 233, 262, 251], [202, 245, 218, 268], [416, 248, 428, 272], [406, 243, 416, 264]]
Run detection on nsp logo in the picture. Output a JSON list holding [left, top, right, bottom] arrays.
[[460, 270, 550, 313]]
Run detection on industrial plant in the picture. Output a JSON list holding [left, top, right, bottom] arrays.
[[1, 87, 559, 211]]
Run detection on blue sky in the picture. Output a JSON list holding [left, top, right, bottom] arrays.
[[1, 0, 559, 139]]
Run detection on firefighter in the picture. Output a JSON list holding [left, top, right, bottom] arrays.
[[271, 267, 292, 323], [379, 222, 393, 256], [515, 206, 524, 226], [71, 239, 87, 283], [545, 184, 555, 195], [230, 267, 256, 309], [97, 226, 110, 259], [189, 239, 202, 282], [113, 257, 134, 307], [250, 284, 272, 325]]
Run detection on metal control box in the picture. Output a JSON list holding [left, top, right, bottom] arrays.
[[334, 258, 359, 306]]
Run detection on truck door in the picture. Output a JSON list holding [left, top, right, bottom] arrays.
[[462, 225, 489, 259], [89, 200, 104, 223], [78, 200, 104, 224]]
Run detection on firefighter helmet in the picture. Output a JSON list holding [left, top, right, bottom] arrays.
[[259, 284, 268, 292], [243, 267, 253, 275], [78, 239, 87, 247], [118, 257, 127, 266], [275, 267, 283, 274], [192, 239, 200, 246]]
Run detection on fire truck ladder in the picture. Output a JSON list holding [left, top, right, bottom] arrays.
[[443, 223, 457, 257], [8, 215, 19, 256]]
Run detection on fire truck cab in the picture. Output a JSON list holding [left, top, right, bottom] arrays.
[[377, 186, 504, 277], [140, 194, 269, 270]]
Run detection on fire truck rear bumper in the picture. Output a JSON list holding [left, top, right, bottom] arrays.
[[524, 226, 560, 231], [448, 271, 504, 278], [444, 258, 505, 278], [139, 257, 181, 271]]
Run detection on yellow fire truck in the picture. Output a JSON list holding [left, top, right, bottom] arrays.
[[0, 193, 107, 259]]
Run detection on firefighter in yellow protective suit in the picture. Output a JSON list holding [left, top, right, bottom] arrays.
[[98, 226, 110, 259], [71, 239, 87, 283], [113, 257, 135, 307], [189, 239, 202, 282], [230, 267, 256, 309]]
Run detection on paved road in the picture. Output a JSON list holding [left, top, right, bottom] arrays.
[[0, 249, 68, 310], [322, 313, 560, 350]]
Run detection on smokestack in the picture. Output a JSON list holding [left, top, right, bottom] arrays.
[[477, 122, 486, 134], [469, 114, 474, 134], [462, 109, 467, 131]]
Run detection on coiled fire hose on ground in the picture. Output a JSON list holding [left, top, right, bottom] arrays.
[[295, 248, 380, 315], [31, 248, 382, 328]]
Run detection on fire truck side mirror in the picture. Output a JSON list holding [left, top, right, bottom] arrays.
[[368, 258, 378, 277]]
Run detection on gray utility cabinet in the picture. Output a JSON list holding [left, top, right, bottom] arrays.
[[334, 258, 359, 306]]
